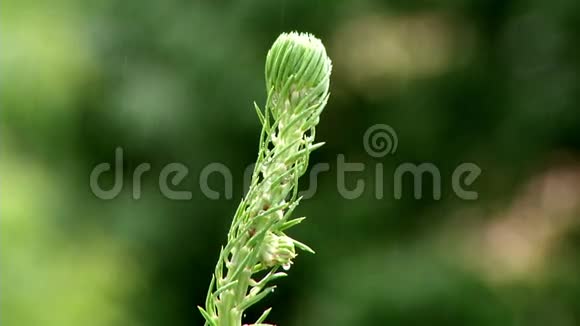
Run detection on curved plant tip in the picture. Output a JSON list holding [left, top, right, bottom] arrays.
[[201, 32, 331, 326]]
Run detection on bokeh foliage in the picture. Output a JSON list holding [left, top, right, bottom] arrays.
[[2, 0, 580, 325]]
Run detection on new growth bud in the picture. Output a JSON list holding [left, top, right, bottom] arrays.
[[265, 32, 332, 119]]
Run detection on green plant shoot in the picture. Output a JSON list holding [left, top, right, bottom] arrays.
[[199, 32, 332, 326]]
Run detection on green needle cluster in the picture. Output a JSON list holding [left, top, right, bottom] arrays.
[[199, 32, 332, 326]]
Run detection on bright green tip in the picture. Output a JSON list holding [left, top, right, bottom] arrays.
[[265, 32, 332, 101]]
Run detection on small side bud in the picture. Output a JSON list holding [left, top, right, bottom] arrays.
[[260, 232, 297, 269]]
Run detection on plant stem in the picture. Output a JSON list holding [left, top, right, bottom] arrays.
[[199, 32, 331, 326]]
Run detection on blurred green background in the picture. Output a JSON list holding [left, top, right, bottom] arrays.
[[2, 0, 580, 325]]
